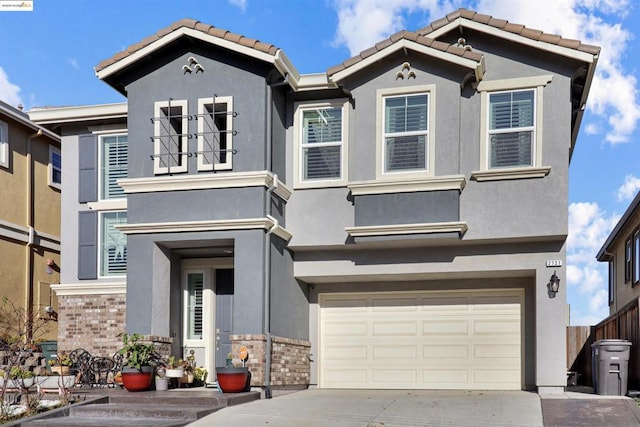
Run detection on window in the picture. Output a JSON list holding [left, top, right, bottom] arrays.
[[48, 146, 61, 189], [99, 211, 127, 277], [153, 100, 188, 174], [186, 272, 204, 340], [473, 75, 552, 181], [488, 89, 534, 168], [609, 260, 615, 305], [634, 230, 640, 286], [197, 97, 233, 171], [376, 85, 435, 180], [100, 134, 127, 199], [625, 238, 632, 283], [383, 94, 428, 172], [0, 120, 8, 168], [294, 99, 348, 188]]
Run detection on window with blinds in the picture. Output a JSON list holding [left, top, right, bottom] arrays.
[[488, 90, 535, 168], [100, 211, 127, 277], [301, 107, 343, 181], [0, 120, 8, 168], [49, 146, 61, 188], [186, 273, 204, 340], [101, 134, 127, 199], [383, 94, 428, 172]]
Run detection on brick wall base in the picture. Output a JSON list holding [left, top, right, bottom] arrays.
[[57, 293, 126, 357], [230, 334, 310, 389]]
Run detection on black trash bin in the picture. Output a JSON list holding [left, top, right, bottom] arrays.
[[591, 339, 632, 396]]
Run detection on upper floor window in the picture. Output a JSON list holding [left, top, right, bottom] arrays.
[[99, 211, 127, 277], [197, 97, 233, 171], [0, 120, 8, 169], [634, 229, 640, 286], [609, 259, 615, 305], [625, 238, 632, 283], [294, 99, 348, 188], [473, 75, 552, 181], [100, 134, 127, 199], [383, 93, 428, 172], [48, 146, 61, 189], [488, 89, 534, 168], [376, 85, 435, 180], [153, 100, 188, 174]]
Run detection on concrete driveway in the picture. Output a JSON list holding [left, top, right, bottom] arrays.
[[190, 389, 543, 426]]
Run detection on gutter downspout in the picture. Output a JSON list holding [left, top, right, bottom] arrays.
[[263, 82, 274, 399], [25, 129, 42, 342]]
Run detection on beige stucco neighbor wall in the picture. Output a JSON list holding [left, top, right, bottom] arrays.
[[57, 294, 126, 356], [230, 334, 311, 388], [610, 207, 640, 314]]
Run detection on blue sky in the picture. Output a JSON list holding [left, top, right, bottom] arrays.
[[1, 0, 638, 325]]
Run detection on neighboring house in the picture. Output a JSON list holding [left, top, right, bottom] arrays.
[[597, 191, 640, 314], [0, 100, 61, 343], [31, 8, 599, 394]]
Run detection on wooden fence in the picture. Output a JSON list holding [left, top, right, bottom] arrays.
[[593, 297, 640, 389], [566, 325, 593, 386]]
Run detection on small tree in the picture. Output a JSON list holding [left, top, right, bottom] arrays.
[[0, 297, 53, 420]]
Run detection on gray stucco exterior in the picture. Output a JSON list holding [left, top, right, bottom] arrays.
[[33, 9, 599, 394]]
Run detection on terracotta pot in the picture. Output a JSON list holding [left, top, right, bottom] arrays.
[[216, 367, 250, 393], [121, 366, 153, 392]]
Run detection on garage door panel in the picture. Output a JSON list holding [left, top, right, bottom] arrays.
[[422, 320, 468, 335], [320, 290, 522, 390]]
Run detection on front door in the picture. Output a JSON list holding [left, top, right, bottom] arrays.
[[182, 259, 233, 378]]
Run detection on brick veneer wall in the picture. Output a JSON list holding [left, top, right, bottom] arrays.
[[230, 334, 310, 389], [57, 293, 126, 357]]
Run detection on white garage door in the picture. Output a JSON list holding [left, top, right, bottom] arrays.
[[319, 289, 523, 390]]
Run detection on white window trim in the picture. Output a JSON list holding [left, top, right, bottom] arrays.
[[97, 210, 127, 279], [98, 133, 127, 201], [183, 268, 209, 344], [293, 99, 349, 189], [48, 145, 61, 190], [153, 99, 188, 174], [197, 96, 233, 171], [0, 120, 8, 169], [473, 75, 552, 181], [376, 85, 436, 180]]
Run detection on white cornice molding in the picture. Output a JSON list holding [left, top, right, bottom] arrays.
[[471, 167, 551, 182], [87, 199, 127, 211], [475, 75, 553, 92], [117, 217, 292, 242], [51, 282, 126, 296], [331, 39, 484, 83], [29, 103, 127, 125], [118, 170, 292, 201], [348, 175, 466, 196], [345, 221, 468, 237]]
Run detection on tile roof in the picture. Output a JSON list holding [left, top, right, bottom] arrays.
[[326, 30, 484, 77], [418, 8, 600, 56], [95, 18, 280, 73]]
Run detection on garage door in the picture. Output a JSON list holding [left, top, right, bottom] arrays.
[[319, 289, 522, 390]]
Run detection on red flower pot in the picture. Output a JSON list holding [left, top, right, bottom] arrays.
[[122, 366, 153, 392], [216, 367, 250, 393]]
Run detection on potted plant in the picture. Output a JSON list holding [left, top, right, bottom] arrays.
[[48, 351, 73, 376], [8, 366, 35, 389], [117, 333, 158, 392], [194, 367, 208, 386], [155, 367, 169, 391], [165, 356, 184, 378]]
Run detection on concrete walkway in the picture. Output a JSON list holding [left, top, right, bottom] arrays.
[[190, 389, 544, 426]]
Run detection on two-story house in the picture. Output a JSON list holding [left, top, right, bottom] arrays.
[[31, 8, 599, 395], [0, 100, 61, 343]]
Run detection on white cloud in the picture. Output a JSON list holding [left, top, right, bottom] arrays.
[[331, 0, 457, 55], [67, 57, 80, 70], [228, 0, 247, 13], [330, 0, 640, 144], [617, 174, 640, 202], [0, 67, 22, 108], [566, 201, 620, 325]]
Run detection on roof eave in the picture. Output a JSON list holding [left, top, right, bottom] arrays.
[[0, 102, 61, 142], [329, 38, 483, 83], [596, 190, 640, 261], [570, 51, 600, 160], [29, 103, 128, 126]]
